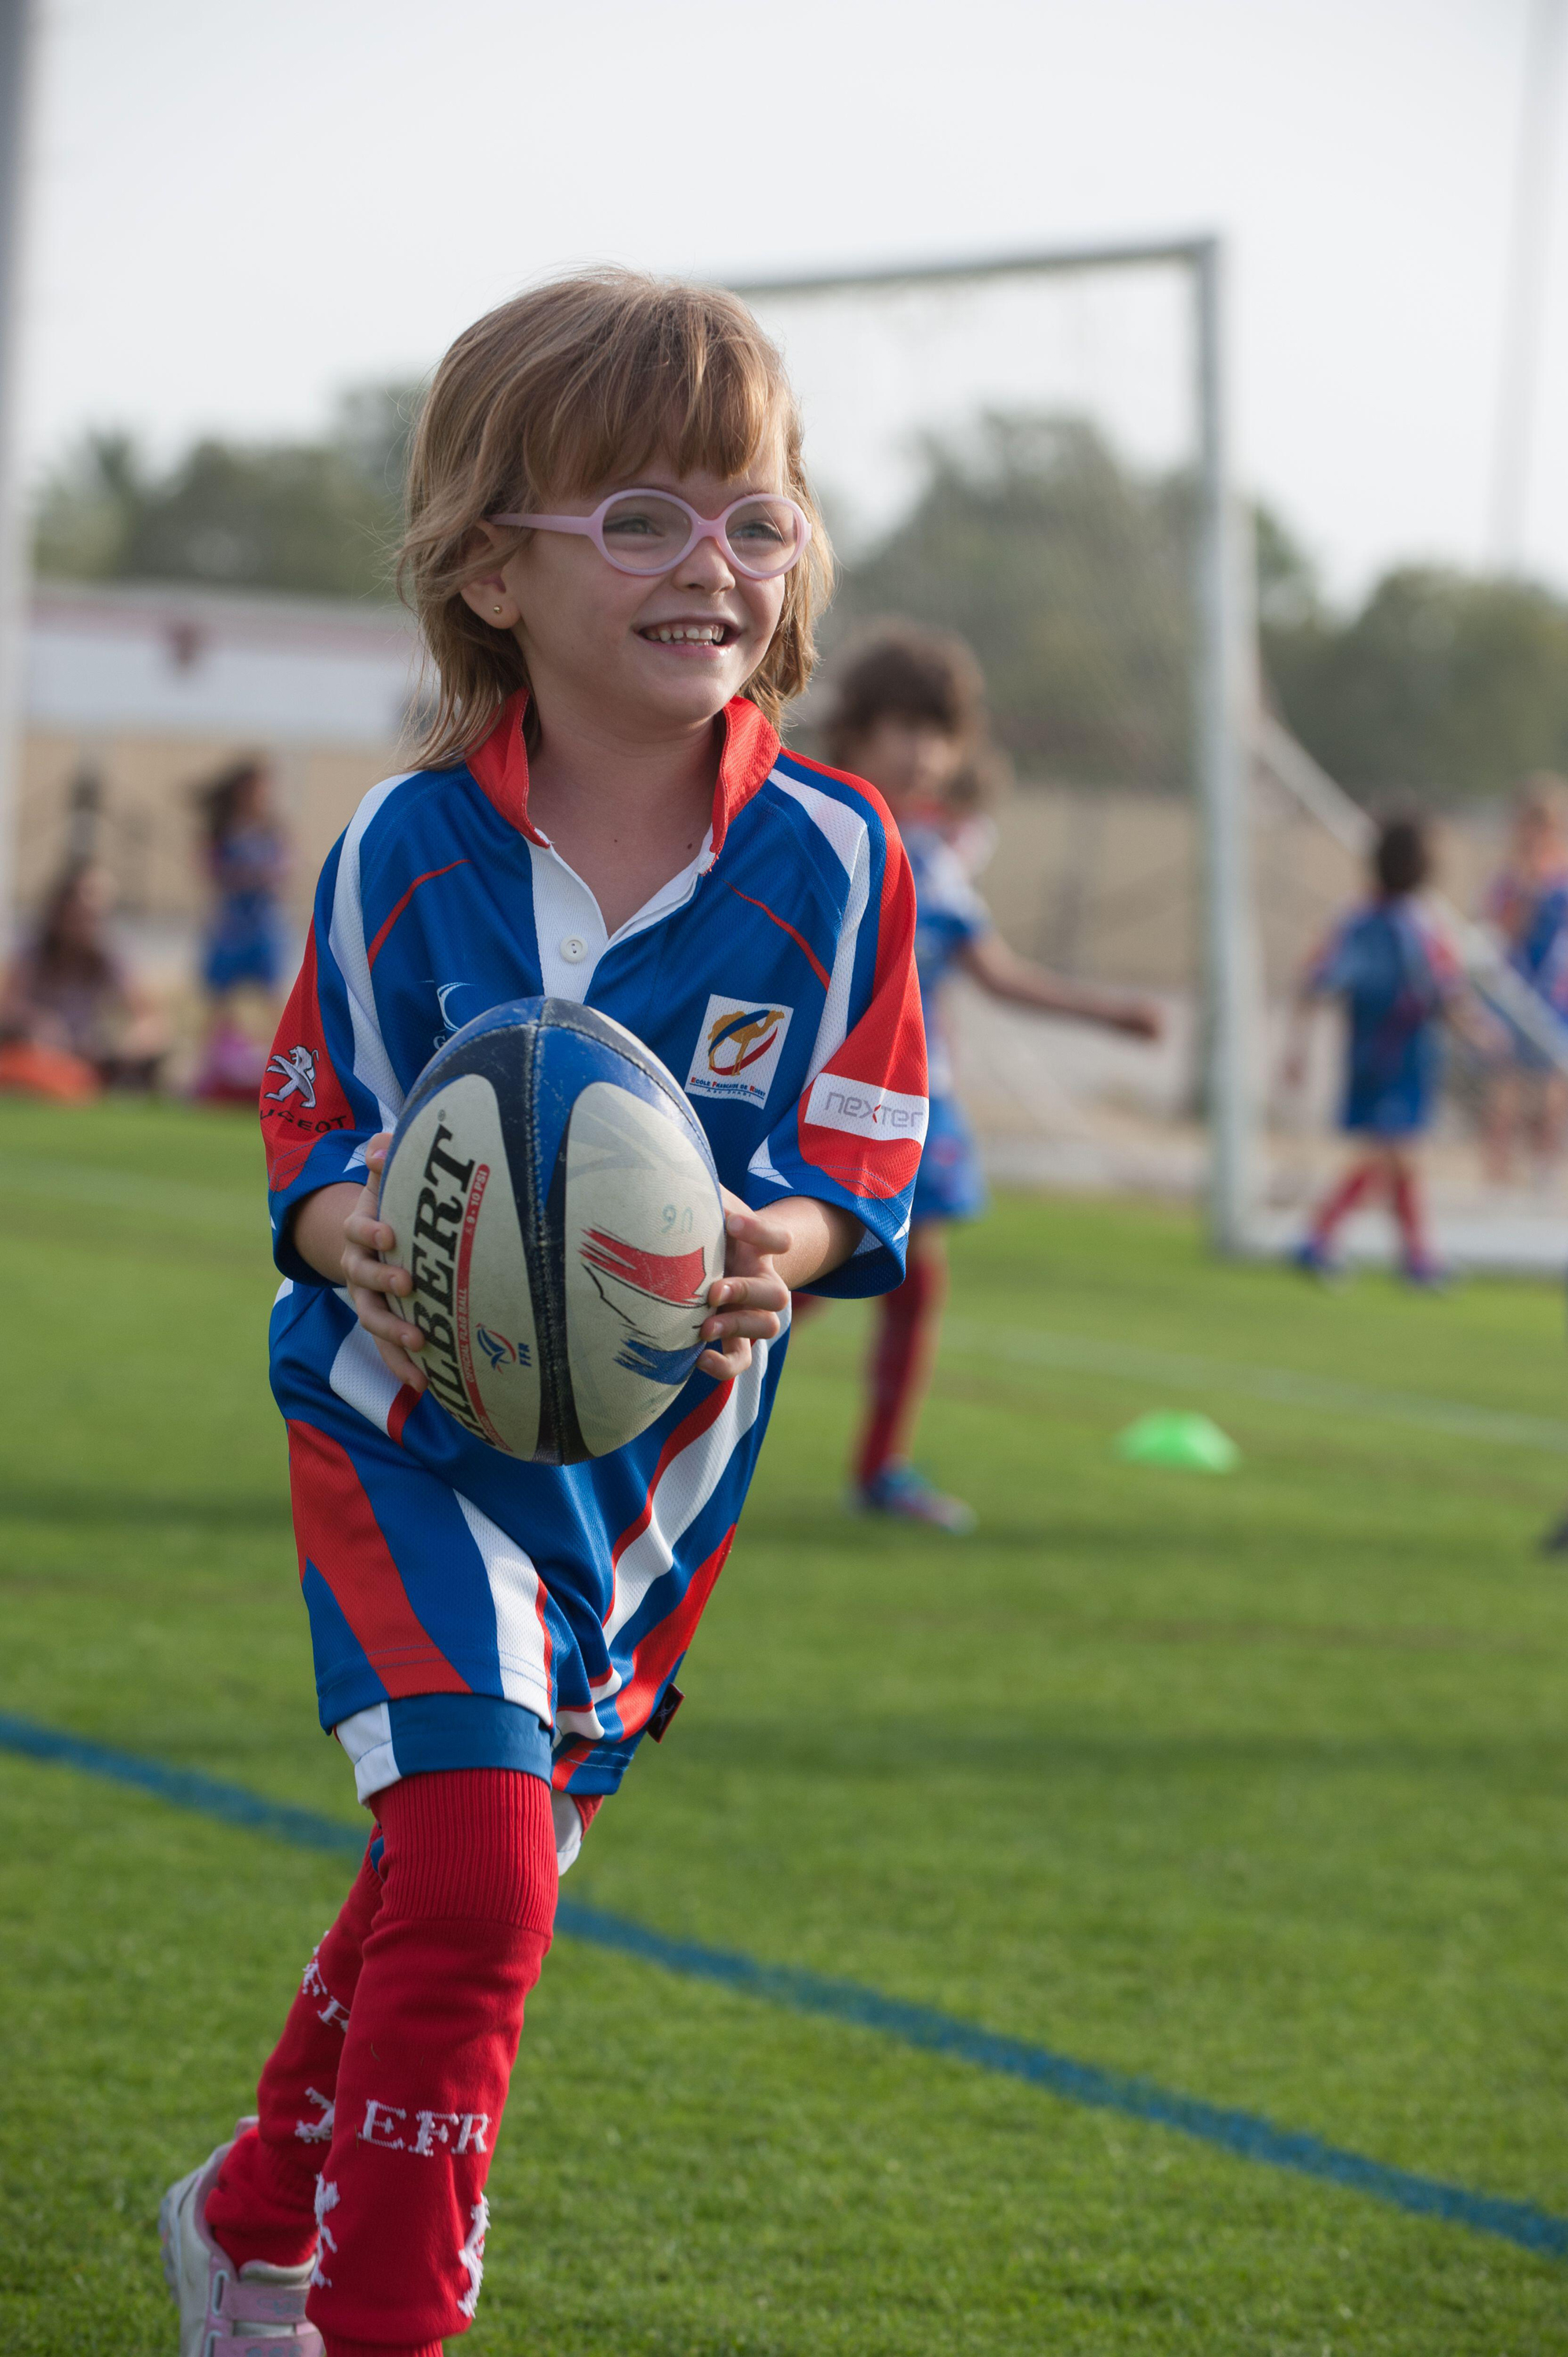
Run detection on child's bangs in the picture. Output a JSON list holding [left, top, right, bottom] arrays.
[[535, 305, 792, 498]]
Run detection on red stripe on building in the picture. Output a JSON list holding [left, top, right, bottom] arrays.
[[286, 1418, 470, 1695], [365, 861, 470, 969]]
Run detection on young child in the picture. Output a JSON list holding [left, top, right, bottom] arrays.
[[191, 757, 292, 1104], [1289, 814, 1464, 1281], [816, 626, 1161, 1532], [1479, 774, 1568, 1184], [158, 271, 927, 2357]]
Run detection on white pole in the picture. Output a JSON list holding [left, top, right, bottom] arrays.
[[0, 0, 35, 954], [1192, 237, 1254, 1255], [1490, 0, 1566, 568]]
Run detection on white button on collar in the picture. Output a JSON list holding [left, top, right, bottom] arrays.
[[560, 935, 588, 964]]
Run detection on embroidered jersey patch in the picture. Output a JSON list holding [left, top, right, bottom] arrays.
[[686, 994, 793, 1107]]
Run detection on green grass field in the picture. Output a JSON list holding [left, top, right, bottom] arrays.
[[4, 1096, 1568, 2355]]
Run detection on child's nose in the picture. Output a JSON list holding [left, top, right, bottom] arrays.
[[675, 529, 736, 592]]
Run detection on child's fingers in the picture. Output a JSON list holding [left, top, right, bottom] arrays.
[[344, 1208, 400, 1259], [343, 1240, 412, 1298], [698, 1335, 753, 1381], [700, 1304, 782, 1346], [348, 1280, 427, 1359], [369, 1331, 429, 1392], [723, 1205, 793, 1257], [706, 1270, 789, 1314]]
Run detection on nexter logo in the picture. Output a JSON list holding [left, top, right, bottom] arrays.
[[686, 994, 793, 1106], [805, 1073, 928, 1144]]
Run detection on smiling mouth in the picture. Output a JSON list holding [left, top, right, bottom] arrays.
[[637, 622, 735, 647]]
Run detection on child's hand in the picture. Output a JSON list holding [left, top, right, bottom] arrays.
[[1110, 1000, 1163, 1041], [341, 1133, 429, 1392], [699, 1194, 792, 1381]]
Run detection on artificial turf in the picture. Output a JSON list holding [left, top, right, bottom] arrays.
[[2, 1094, 1567, 2353]]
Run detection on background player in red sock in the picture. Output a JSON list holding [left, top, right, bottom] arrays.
[[817, 628, 1161, 1531], [157, 271, 927, 2357], [1287, 814, 1474, 1284]]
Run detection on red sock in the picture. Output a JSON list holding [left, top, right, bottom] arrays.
[[855, 1250, 946, 1487], [303, 1768, 557, 2349], [205, 1840, 386, 2271], [1391, 1165, 1427, 1265], [1312, 1159, 1379, 1245]]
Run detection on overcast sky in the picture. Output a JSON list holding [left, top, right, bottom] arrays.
[[15, 0, 1568, 603]]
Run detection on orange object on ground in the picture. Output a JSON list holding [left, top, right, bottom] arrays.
[[0, 1039, 100, 1102]]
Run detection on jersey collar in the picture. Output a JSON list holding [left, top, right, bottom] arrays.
[[465, 691, 780, 866]]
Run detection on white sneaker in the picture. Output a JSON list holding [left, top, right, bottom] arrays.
[[158, 2117, 323, 2355]]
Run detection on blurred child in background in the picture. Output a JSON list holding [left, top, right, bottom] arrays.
[[0, 857, 167, 1099], [1288, 815, 1473, 1283], [191, 755, 291, 1102], [1479, 774, 1568, 1186], [815, 625, 1162, 1531]]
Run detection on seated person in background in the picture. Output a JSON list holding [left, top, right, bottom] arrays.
[[1479, 774, 1568, 1186], [0, 858, 169, 1099]]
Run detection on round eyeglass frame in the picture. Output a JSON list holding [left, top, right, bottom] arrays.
[[487, 488, 812, 580]]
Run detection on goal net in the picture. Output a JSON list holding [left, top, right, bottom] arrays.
[[740, 247, 1568, 1273]]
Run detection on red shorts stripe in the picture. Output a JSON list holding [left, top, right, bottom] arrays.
[[287, 1418, 470, 1695]]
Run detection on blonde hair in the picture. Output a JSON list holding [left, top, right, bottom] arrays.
[[398, 269, 833, 768]]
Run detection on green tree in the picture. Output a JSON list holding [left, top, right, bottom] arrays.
[[31, 383, 422, 601], [833, 414, 1195, 789], [1265, 567, 1568, 803]]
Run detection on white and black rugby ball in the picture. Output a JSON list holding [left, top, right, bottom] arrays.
[[378, 998, 726, 1463]]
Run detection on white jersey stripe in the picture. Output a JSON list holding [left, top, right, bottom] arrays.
[[328, 1320, 401, 1436], [453, 1491, 554, 1721], [327, 772, 416, 1131], [746, 773, 873, 1186], [604, 1331, 778, 1646]]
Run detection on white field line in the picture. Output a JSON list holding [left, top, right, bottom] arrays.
[[0, 1153, 263, 1233], [939, 1317, 1568, 1455]]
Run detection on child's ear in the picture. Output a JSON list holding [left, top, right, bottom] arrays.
[[459, 574, 519, 631]]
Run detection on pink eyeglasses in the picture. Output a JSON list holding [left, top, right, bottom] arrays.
[[488, 488, 811, 580]]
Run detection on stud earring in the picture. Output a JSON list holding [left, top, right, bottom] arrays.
[[493, 605, 503, 616]]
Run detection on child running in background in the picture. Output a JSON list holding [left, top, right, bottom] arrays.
[[1479, 774, 1568, 1185], [1289, 814, 1468, 1282], [192, 756, 292, 1102], [158, 271, 927, 2357], [816, 626, 1162, 1532]]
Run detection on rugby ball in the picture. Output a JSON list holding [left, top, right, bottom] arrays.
[[377, 998, 727, 1463]]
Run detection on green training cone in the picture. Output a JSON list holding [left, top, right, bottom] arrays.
[[1115, 1410, 1240, 1473]]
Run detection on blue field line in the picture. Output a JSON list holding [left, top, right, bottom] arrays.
[[3, 1712, 1564, 2262]]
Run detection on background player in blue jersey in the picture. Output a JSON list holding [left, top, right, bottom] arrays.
[[158, 273, 927, 2357], [1287, 815, 1471, 1282], [1479, 775, 1568, 1185], [818, 628, 1162, 1531]]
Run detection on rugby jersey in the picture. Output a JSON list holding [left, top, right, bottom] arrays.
[[906, 820, 993, 1097], [263, 692, 927, 1797]]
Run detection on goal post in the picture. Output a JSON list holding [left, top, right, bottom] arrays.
[[729, 234, 1259, 1256]]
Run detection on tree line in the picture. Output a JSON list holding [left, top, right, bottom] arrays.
[[31, 394, 1568, 804]]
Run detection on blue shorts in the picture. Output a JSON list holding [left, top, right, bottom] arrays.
[[203, 898, 287, 994], [1341, 1080, 1433, 1139], [913, 1092, 987, 1224]]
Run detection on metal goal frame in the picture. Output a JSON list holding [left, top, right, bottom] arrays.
[[729, 237, 1256, 1254]]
